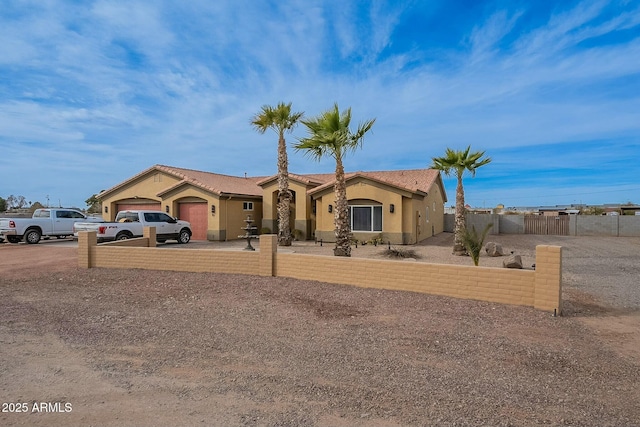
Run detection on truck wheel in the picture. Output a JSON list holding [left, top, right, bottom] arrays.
[[7, 236, 21, 244], [24, 229, 41, 244], [178, 229, 191, 244], [115, 232, 132, 240]]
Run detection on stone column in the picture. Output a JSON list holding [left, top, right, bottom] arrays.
[[259, 234, 277, 277], [78, 231, 97, 268], [143, 226, 156, 247], [534, 245, 563, 314]]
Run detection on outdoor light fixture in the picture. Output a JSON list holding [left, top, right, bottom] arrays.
[[165, 205, 170, 213], [104, 206, 108, 213], [390, 204, 395, 213], [211, 205, 216, 214], [328, 204, 333, 213]]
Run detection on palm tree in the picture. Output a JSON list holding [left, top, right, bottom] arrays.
[[431, 146, 491, 255], [295, 104, 375, 257], [460, 223, 493, 266], [251, 102, 304, 246]]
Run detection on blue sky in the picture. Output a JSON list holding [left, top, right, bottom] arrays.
[[1, 0, 639, 209]]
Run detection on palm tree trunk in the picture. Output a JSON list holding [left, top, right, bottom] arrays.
[[453, 174, 466, 255], [333, 156, 351, 257], [277, 132, 292, 246]]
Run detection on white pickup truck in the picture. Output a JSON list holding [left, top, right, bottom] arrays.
[[0, 208, 104, 244], [73, 210, 192, 244]]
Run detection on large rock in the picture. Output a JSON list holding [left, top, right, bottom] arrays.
[[503, 254, 523, 269], [485, 242, 504, 257]]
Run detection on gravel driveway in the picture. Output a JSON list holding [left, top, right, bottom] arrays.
[[1, 235, 639, 426]]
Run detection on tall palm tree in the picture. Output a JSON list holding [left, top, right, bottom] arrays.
[[295, 104, 375, 257], [431, 146, 491, 255], [251, 102, 304, 246]]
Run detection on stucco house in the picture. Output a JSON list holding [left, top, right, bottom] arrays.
[[98, 165, 265, 241], [97, 164, 447, 244]]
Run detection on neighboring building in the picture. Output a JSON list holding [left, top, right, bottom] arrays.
[[97, 165, 447, 244]]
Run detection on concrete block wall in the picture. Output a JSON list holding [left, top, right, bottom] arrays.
[[276, 254, 540, 308], [619, 216, 640, 237], [78, 230, 562, 314], [446, 213, 640, 237], [571, 215, 619, 236], [79, 228, 259, 274], [465, 213, 500, 235]]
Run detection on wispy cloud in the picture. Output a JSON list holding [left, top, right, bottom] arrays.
[[0, 0, 638, 207]]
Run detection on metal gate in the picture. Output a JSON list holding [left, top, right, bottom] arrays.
[[524, 215, 569, 235]]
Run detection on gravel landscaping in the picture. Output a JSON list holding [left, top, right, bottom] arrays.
[[1, 235, 639, 426]]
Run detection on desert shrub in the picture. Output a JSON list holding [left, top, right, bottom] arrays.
[[368, 233, 385, 246], [460, 223, 493, 266], [381, 247, 421, 259], [260, 227, 271, 234]]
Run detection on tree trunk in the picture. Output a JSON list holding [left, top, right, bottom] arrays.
[[453, 174, 466, 255], [333, 156, 351, 257], [277, 132, 292, 246]]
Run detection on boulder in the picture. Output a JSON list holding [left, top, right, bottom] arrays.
[[503, 254, 523, 269], [485, 242, 504, 257]]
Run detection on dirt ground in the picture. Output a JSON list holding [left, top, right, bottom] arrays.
[[1, 235, 639, 426]]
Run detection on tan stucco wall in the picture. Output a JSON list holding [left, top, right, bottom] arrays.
[[220, 198, 262, 241]]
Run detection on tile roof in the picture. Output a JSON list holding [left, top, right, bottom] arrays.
[[154, 165, 265, 197], [99, 165, 445, 201], [306, 169, 442, 197]]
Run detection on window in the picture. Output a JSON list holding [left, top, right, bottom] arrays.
[[349, 205, 382, 232], [144, 212, 160, 222], [55, 210, 85, 219], [243, 202, 253, 211]]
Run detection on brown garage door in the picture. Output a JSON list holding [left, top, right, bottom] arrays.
[[117, 203, 161, 213], [179, 202, 208, 240]]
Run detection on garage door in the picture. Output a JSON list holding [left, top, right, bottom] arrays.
[[179, 202, 208, 240], [117, 203, 161, 213]]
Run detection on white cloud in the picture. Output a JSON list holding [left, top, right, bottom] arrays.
[[0, 0, 638, 207]]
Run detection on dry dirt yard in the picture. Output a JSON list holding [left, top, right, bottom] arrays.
[[1, 234, 639, 426]]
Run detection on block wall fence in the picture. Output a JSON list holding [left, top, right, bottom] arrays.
[[78, 229, 563, 314], [444, 213, 640, 237]]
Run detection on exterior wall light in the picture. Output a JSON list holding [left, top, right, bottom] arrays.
[[328, 204, 333, 213], [211, 205, 216, 214], [104, 206, 108, 213], [390, 204, 395, 213]]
